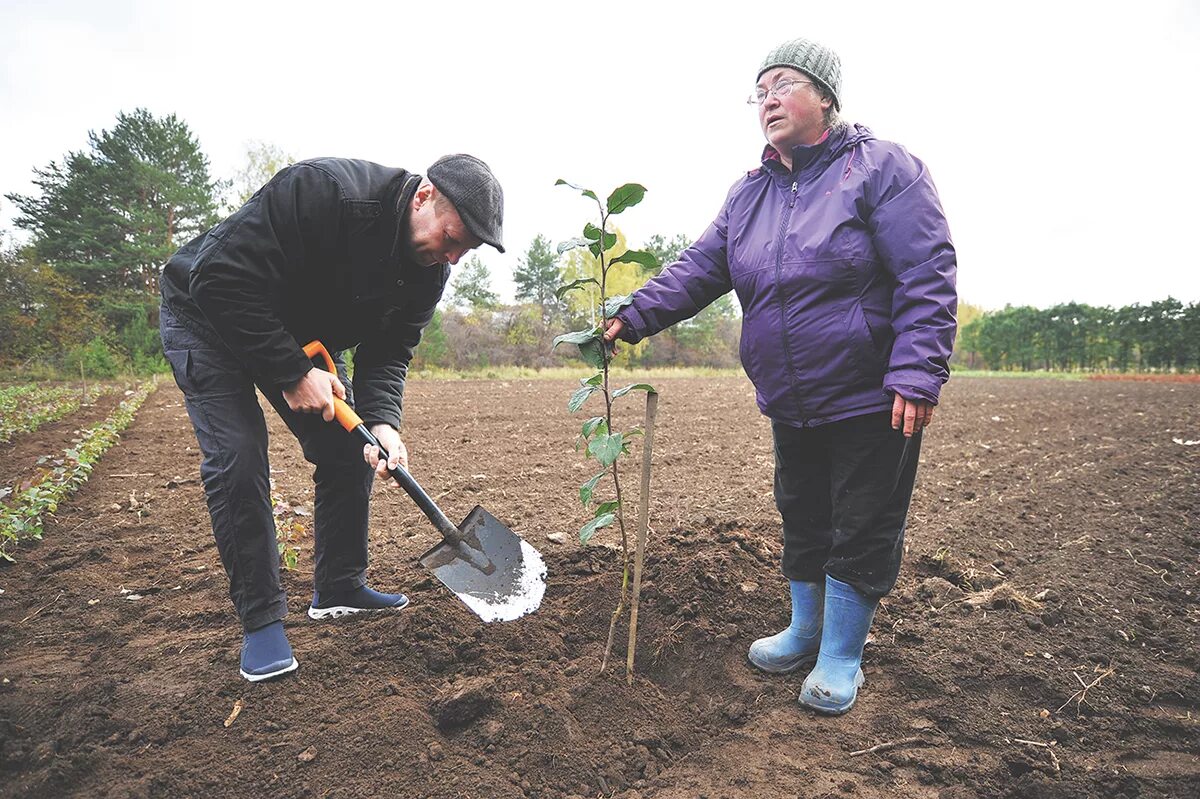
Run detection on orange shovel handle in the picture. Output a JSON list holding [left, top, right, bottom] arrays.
[[301, 340, 364, 432], [300, 341, 469, 549]]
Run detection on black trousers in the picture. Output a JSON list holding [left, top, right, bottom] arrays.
[[772, 412, 922, 600], [160, 304, 374, 631]]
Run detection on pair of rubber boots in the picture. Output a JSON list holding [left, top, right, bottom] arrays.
[[239, 586, 409, 682], [747, 575, 877, 714]]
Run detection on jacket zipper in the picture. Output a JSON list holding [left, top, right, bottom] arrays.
[[774, 179, 809, 426]]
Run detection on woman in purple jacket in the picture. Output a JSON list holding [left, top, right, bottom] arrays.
[[605, 37, 957, 714]]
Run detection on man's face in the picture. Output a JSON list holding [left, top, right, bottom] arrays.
[[756, 67, 831, 155], [405, 186, 483, 267]]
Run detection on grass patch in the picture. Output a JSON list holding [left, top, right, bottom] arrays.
[[952, 370, 1087, 381]]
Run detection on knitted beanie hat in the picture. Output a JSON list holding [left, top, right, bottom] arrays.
[[757, 37, 842, 111]]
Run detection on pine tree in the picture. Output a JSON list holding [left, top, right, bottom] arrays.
[[513, 233, 564, 325], [449, 255, 499, 310], [7, 108, 222, 296]]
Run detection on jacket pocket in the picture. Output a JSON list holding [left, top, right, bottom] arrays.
[[844, 299, 886, 375], [164, 345, 253, 400]]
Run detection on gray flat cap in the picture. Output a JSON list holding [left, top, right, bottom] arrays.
[[427, 154, 505, 253]]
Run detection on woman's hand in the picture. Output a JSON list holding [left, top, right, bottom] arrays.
[[891, 393, 934, 437], [602, 317, 624, 354]]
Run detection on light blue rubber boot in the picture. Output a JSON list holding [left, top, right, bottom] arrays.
[[747, 580, 823, 673], [798, 575, 878, 714], [239, 620, 298, 682]]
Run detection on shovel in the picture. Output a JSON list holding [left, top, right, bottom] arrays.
[[302, 341, 546, 622]]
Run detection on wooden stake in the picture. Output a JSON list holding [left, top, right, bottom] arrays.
[[626, 390, 658, 684]]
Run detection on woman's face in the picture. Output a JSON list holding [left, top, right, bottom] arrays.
[[756, 67, 832, 156]]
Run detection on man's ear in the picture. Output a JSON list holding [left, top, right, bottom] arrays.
[[413, 180, 435, 210]]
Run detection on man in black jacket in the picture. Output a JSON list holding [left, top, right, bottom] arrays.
[[159, 154, 504, 681]]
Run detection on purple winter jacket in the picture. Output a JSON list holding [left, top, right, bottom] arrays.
[[617, 123, 957, 427]]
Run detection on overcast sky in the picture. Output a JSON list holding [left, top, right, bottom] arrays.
[[2, 0, 1197, 309]]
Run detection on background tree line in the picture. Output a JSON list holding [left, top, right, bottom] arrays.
[[0, 108, 740, 377], [956, 300, 1200, 372], [1, 109, 1194, 378], [415, 231, 741, 372]]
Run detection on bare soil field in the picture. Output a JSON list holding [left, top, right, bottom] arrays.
[[1, 375, 1197, 799]]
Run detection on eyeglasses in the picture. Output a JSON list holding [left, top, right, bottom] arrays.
[[747, 79, 813, 106]]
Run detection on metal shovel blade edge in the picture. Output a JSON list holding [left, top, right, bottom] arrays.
[[418, 505, 547, 623]]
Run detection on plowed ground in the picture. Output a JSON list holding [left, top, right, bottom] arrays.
[[1, 376, 1197, 799]]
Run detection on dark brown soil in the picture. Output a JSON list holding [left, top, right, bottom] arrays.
[[1, 376, 1197, 799]]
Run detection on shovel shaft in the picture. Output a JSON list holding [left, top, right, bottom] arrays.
[[347, 419, 465, 547], [300, 340, 465, 548]]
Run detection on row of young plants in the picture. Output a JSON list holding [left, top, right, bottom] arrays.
[[0, 383, 111, 444], [0, 380, 156, 561]]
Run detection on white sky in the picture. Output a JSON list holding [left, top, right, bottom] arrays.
[[2, 0, 1198, 310]]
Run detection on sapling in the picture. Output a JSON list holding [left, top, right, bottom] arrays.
[[552, 179, 660, 678]]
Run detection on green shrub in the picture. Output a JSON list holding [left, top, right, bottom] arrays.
[[68, 337, 121, 378]]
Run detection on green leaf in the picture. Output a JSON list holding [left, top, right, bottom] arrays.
[[610, 249, 660, 271], [603, 294, 635, 318], [568, 384, 598, 413], [612, 382, 657, 399], [581, 416, 607, 438], [555, 277, 599, 300], [594, 500, 620, 517], [555, 179, 598, 202], [579, 471, 606, 506], [588, 432, 625, 467], [557, 237, 590, 255], [577, 338, 606, 369], [580, 512, 616, 545], [553, 328, 600, 349], [606, 183, 647, 215], [582, 372, 604, 387], [583, 224, 617, 251]]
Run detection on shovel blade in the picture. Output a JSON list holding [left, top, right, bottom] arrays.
[[418, 506, 546, 622]]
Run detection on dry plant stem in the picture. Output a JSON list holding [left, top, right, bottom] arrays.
[[20, 591, 64, 624], [849, 736, 925, 757], [1126, 548, 1169, 583], [223, 699, 244, 728], [1014, 739, 1062, 778], [626, 391, 658, 684], [1057, 665, 1116, 713]]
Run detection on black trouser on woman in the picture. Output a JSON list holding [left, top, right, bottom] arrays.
[[160, 304, 374, 632], [772, 411, 922, 600]]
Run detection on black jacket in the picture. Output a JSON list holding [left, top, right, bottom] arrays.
[[160, 158, 448, 430]]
